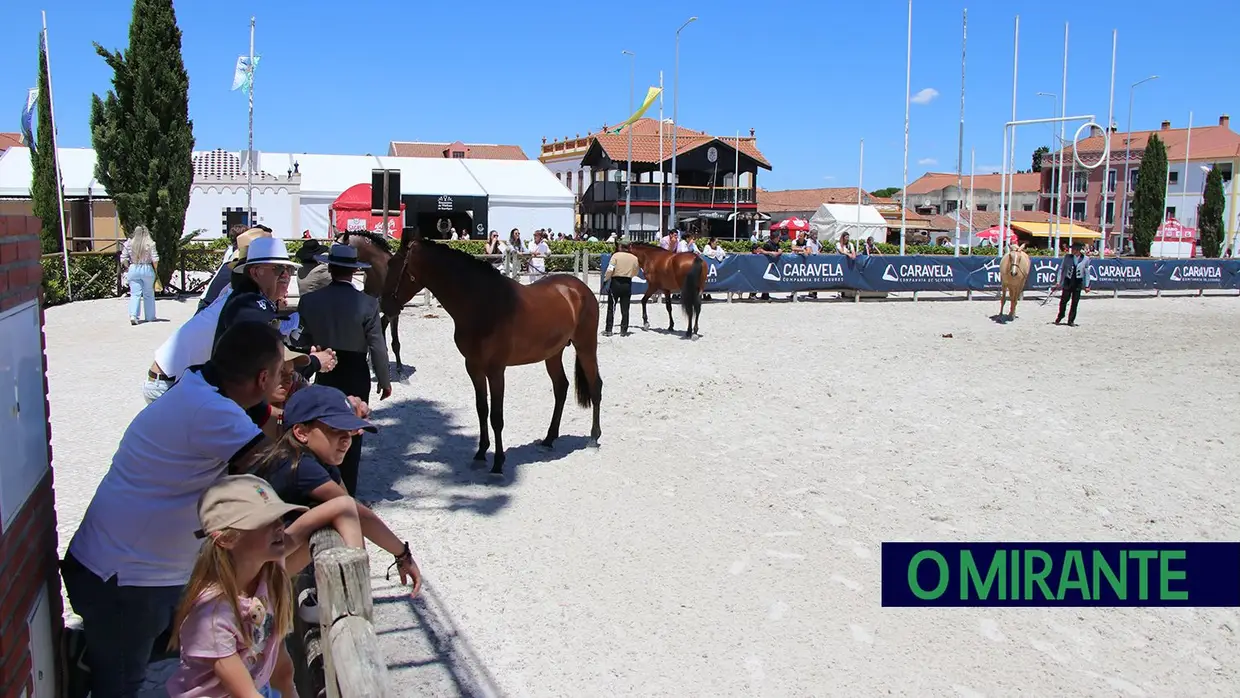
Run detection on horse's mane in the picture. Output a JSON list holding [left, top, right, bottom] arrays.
[[415, 237, 519, 316], [340, 230, 393, 255], [629, 241, 672, 254]]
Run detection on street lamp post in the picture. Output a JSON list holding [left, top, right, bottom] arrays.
[[1037, 91, 1058, 248], [623, 50, 635, 237], [1122, 75, 1159, 250], [670, 16, 697, 232]]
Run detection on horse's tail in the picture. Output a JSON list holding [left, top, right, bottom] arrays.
[[574, 354, 595, 408], [681, 256, 704, 319]]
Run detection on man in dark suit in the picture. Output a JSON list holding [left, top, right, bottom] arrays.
[[1053, 241, 1091, 326], [297, 243, 393, 495]]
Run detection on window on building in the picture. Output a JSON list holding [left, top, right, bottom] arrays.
[[1022, 204, 1034, 212], [1105, 201, 1115, 225], [1165, 206, 1176, 220], [976, 204, 988, 212], [1072, 172, 1089, 193], [1128, 168, 1139, 190], [452, 151, 466, 158], [566, 171, 573, 190], [945, 200, 958, 213], [1107, 169, 1117, 193], [578, 170, 584, 195], [557, 172, 563, 182], [1168, 170, 1179, 185], [1071, 202, 1086, 221], [1216, 163, 1234, 184]]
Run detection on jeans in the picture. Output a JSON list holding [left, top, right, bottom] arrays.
[[143, 377, 173, 404], [60, 553, 184, 698], [127, 263, 156, 321]]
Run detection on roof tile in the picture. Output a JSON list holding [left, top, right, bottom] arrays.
[[905, 171, 1041, 196], [387, 141, 528, 160]]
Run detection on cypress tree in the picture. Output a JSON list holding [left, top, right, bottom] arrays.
[[30, 34, 62, 254], [1196, 167, 1225, 258], [89, 0, 194, 287], [1130, 134, 1168, 257]]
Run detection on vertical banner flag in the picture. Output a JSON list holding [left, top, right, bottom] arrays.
[[610, 86, 663, 133], [20, 87, 38, 149], [231, 55, 260, 94]]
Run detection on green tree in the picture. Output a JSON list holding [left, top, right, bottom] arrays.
[[1031, 146, 1049, 173], [1129, 133, 1168, 256], [89, 0, 194, 287], [30, 34, 62, 254], [1196, 167, 1225, 257], [871, 187, 901, 198]]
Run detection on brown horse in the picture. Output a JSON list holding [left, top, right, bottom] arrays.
[[998, 243, 1031, 322], [390, 230, 603, 474], [333, 230, 407, 372], [626, 243, 706, 339]]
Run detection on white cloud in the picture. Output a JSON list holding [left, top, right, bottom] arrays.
[[918, 158, 938, 166], [910, 88, 939, 105]]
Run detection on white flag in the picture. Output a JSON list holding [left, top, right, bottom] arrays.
[[231, 55, 260, 94]]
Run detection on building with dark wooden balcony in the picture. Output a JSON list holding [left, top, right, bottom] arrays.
[[539, 119, 771, 238]]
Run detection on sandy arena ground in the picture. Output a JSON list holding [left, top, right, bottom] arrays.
[[45, 288, 1240, 697]]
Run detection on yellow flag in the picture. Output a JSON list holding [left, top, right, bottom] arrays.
[[610, 87, 663, 132]]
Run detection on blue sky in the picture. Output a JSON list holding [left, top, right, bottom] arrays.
[[3, 0, 1237, 191]]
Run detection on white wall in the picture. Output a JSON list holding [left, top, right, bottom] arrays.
[[543, 156, 590, 198], [488, 203, 574, 242], [1163, 166, 1236, 229], [185, 184, 299, 239]]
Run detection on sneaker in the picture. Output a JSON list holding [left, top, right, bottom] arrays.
[[130, 317, 138, 325], [297, 587, 320, 625]]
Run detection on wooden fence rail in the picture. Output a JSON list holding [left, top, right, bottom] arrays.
[[291, 528, 393, 698]]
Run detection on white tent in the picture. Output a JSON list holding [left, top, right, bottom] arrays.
[[460, 159, 574, 240], [808, 203, 887, 244]]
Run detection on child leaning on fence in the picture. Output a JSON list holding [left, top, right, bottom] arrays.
[[166, 474, 359, 698]]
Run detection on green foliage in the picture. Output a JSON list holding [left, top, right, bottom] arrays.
[[1032, 146, 1050, 173], [89, 0, 195, 288], [30, 36, 62, 255], [1196, 167, 1225, 258], [1130, 134, 1168, 257], [40, 253, 120, 306], [871, 187, 901, 198]]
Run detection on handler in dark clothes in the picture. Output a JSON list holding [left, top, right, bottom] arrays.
[[297, 243, 393, 495], [1053, 241, 1092, 327], [603, 238, 640, 337]]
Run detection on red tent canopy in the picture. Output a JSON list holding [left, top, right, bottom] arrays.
[[330, 183, 406, 238], [975, 225, 1018, 243], [771, 217, 810, 232]]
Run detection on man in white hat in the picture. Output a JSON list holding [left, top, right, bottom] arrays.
[[213, 237, 299, 348]]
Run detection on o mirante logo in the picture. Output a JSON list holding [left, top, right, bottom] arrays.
[[880, 542, 1240, 607]]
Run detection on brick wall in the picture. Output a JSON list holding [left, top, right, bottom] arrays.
[[0, 214, 63, 698]]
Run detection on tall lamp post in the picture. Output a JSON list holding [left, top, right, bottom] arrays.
[[622, 50, 635, 237], [1122, 75, 1159, 250], [670, 16, 697, 232]]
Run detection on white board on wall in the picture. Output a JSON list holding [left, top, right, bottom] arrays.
[[0, 301, 50, 533]]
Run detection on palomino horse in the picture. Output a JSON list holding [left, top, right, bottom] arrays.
[[998, 243, 1032, 322], [626, 243, 706, 339], [390, 231, 603, 474], [334, 230, 408, 372]]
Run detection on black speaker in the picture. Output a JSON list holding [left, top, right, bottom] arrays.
[[386, 171, 401, 213], [371, 170, 385, 213]]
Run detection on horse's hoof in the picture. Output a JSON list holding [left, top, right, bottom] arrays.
[[540, 438, 555, 450], [473, 452, 487, 462], [587, 438, 600, 449]]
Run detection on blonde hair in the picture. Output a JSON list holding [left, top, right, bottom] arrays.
[[129, 225, 154, 264], [168, 529, 293, 652]]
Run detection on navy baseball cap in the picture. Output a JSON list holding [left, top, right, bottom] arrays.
[[282, 384, 378, 433]]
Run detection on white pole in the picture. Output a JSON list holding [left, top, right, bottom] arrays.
[[1098, 29, 1116, 259], [1181, 110, 1193, 258], [954, 8, 966, 257], [671, 17, 697, 232], [41, 12, 72, 297], [247, 16, 255, 226], [1055, 22, 1068, 253], [658, 70, 664, 237], [968, 148, 975, 254], [1003, 15, 1019, 259], [999, 122, 1010, 259], [900, 0, 911, 256], [858, 138, 864, 227], [623, 50, 634, 238], [733, 130, 739, 239]]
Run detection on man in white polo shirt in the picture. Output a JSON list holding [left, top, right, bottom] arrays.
[[62, 321, 284, 698]]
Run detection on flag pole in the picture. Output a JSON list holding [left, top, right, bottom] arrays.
[[42, 11, 72, 297], [658, 70, 664, 237], [900, 0, 911, 256], [733, 130, 739, 239], [247, 16, 255, 227], [954, 8, 966, 257]]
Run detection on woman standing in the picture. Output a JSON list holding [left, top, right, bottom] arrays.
[[529, 230, 551, 280], [120, 225, 159, 325]]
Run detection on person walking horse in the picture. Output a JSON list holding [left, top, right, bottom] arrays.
[[297, 243, 393, 496], [604, 238, 640, 337], [1054, 241, 1091, 327]]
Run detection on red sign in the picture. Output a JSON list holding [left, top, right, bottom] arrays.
[[1156, 217, 1197, 242], [335, 210, 404, 238]]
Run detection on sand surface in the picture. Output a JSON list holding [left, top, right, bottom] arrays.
[[45, 289, 1240, 697]]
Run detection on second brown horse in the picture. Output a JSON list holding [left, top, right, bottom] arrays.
[[626, 243, 706, 339]]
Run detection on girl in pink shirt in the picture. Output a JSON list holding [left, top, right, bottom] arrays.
[[166, 475, 359, 698]]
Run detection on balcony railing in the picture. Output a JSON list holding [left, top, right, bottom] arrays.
[[584, 182, 755, 205]]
